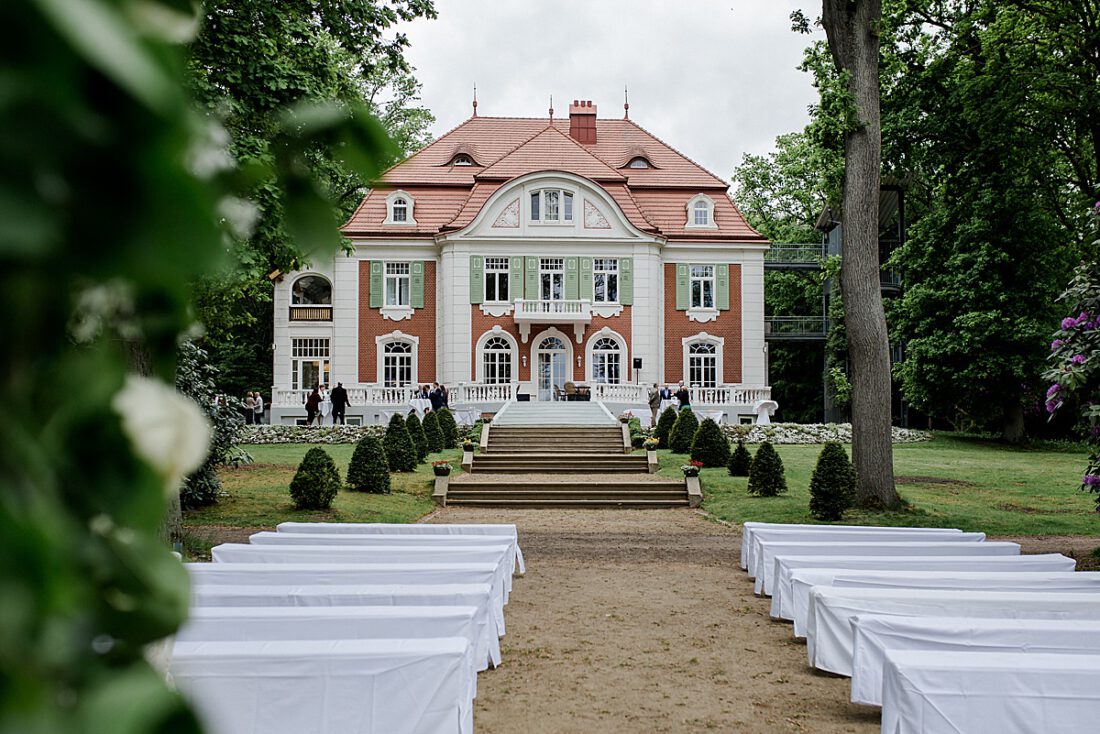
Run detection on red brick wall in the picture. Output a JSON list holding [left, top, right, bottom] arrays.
[[358, 261, 437, 383], [662, 263, 742, 384], [469, 306, 633, 382]]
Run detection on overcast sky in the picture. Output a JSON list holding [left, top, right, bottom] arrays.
[[399, 0, 820, 185]]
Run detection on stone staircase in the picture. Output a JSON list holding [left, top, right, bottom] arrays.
[[445, 403, 689, 508]]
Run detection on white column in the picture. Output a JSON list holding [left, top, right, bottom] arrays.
[[272, 272, 291, 390], [332, 251, 359, 386], [630, 244, 663, 386], [740, 252, 766, 385], [438, 244, 473, 385]]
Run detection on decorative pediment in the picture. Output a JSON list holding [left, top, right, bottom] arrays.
[[584, 200, 610, 229], [492, 198, 520, 228]]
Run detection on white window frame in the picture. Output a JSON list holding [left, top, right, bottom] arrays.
[[475, 328, 518, 384], [627, 157, 651, 169], [484, 256, 510, 303], [690, 264, 716, 310], [384, 190, 417, 226], [384, 262, 411, 307], [452, 154, 474, 166], [592, 258, 619, 304], [375, 331, 419, 387], [539, 258, 565, 301], [290, 274, 332, 305], [291, 337, 331, 391], [586, 328, 628, 385], [685, 193, 717, 229], [529, 188, 574, 224], [682, 333, 724, 388]]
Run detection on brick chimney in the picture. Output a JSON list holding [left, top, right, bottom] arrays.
[[569, 100, 597, 144]]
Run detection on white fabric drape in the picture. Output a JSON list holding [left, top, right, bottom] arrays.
[[739, 522, 963, 571]]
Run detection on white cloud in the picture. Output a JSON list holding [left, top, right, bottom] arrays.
[[400, 0, 820, 184]]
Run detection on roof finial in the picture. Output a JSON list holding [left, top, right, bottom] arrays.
[[472, 84, 478, 117], [624, 85, 630, 119], [549, 94, 554, 121]]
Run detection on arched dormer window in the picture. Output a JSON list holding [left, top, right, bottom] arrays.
[[627, 157, 651, 169], [385, 190, 417, 225], [686, 194, 717, 229], [451, 154, 475, 166], [291, 275, 331, 305]]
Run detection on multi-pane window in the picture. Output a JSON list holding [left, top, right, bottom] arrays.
[[688, 342, 717, 388], [593, 258, 618, 303], [382, 341, 413, 387], [291, 275, 331, 304], [482, 336, 512, 384], [690, 265, 715, 309], [392, 198, 408, 222], [530, 189, 574, 222], [385, 262, 410, 306], [591, 337, 621, 384], [291, 338, 330, 390], [484, 257, 510, 302], [540, 258, 564, 300], [693, 200, 710, 226]]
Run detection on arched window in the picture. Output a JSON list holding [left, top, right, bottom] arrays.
[[392, 198, 408, 222], [688, 342, 717, 388], [686, 194, 716, 229], [482, 336, 513, 384], [383, 341, 414, 387], [591, 337, 621, 384], [385, 190, 416, 225], [291, 275, 331, 305], [452, 154, 474, 166], [627, 157, 651, 169], [693, 200, 710, 226]]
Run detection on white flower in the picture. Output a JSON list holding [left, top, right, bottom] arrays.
[[112, 375, 212, 496]]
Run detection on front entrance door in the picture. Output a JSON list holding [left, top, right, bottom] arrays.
[[537, 336, 568, 400]]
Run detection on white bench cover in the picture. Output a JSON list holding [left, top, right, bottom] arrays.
[[739, 523, 962, 570]]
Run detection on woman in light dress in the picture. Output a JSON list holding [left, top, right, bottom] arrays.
[[318, 384, 332, 425]]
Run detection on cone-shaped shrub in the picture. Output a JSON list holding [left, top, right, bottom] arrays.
[[747, 441, 787, 496], [289, 447, 340, 509], [728, 440, 752, 477], [422, 409, 444, 454], [383, 413, 417, 472], [654, 406, 678, 449], [690, 418, 730, 467], [346, 435, 391, 494], [809, 442, 856, 520], [436, 407, 458, 449], [405, 411, 428, 462], [668, 409, 699, 454]]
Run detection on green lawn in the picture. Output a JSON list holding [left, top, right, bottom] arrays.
[[658, 434, 1100, 536], [183, 444, 460, 529]]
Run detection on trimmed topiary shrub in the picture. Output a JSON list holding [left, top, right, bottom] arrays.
[[383, 413, 417, 472], [422, 410, 444, 454], [346, 435, 391, 494], [289, 447, 340, 509], [748, 441, 787, 497], [669, 409, 700, 454], [809, 442, 856, 520], [654, 406, 678, 449], [405, 411, 428, 462], [728, 440, 752, 477], [436, 407, 458, 449], [690, 418, 730, 467]]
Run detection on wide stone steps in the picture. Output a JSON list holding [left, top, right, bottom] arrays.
[[471, 453, 648, 473], [486, 426, 625, 455]]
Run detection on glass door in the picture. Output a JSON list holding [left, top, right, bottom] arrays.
[[537, 336, 568, 400], [540, 258, 564, 301]]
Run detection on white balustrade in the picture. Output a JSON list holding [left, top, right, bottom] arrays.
[[514, 299, 590, 317], [453, 382, 515, 404], [688, 385, 772, 406], [271, 388, 310, 406], [591, 383, 648, 403]]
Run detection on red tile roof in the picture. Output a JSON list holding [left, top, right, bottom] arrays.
[[345, 113, 766, 243]]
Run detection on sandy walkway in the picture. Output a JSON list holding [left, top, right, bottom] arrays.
[[427, 508, 880, 733]]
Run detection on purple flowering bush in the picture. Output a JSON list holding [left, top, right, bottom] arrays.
[[1044, 202, 1100, 510]]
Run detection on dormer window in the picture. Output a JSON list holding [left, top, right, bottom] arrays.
[[627, 157, 651, 169], [686, 194, 717, 229], [530, 189, 574, 223], [452, 154, 474, 166], [384, 190, 417, 225]]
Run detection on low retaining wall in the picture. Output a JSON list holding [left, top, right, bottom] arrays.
[[721, 423, 932, 445]]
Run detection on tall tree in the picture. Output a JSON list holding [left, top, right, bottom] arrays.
[[820, 0, 901, 508]]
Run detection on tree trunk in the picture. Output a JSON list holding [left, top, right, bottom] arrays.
[[822, 0, 900, 509], [1002, 400, 1025, 444]]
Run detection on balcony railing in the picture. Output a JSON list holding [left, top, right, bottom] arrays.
[[880, 269, 903, 289], [289, 305, 333, 321], [764, 244, 826, 266], [513, 299, 592, 342], [765, 316, 830, 339], [689, 385, 772, 406]]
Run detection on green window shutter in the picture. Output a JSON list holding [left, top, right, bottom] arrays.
[[525, 256, 539, 300], [410, 261, 425, 309], [470, 255, 484, 305], [565, 257, 579, 300], [510, 256, 524, 300], [716, 264, 729, 310], [674, 263, 689, 310], [619, 257, 633, 305], [579, 257, 594, 301], [369, 261, 383, 308]]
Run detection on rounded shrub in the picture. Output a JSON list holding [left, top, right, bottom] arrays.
[[654, 406, 678, 449], [809, 442, 856, 520], [346, 435, 391, 494], [383, 413, 417, 472], [289, 447, 340, 510], [668, 409, 700, 455], [728, 440, 752, 477], [422, 410, 444, 454], [405, 411, 428, 462], [690, 418, 730, 467], [436, 407, 458, 449], [747, 441, 787, 497]]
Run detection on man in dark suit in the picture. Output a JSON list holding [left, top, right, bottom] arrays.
[[659, 384, 673, 400], [429, 382, 444, 411], [330, 382, 349, 424]]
